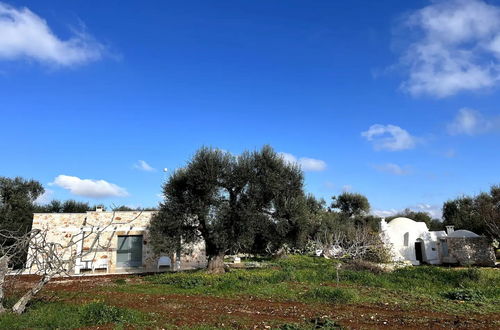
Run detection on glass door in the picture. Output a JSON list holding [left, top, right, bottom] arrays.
[[117, 235, 143, 267]]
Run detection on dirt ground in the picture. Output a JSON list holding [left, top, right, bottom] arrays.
[[10, 275, 500, 329]]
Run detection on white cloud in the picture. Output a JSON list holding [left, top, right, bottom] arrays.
[[35, 188, 53, 205], [372, 208, 400, 218], [50, 175, 128, 198], [398, 0, 500, 97], [361, 124, 416, 151], [134, 160, 156, 172], [374, 163, 411, 176], [447, 108, 500, 135], [373, 204, 442, 219], [0, 2, 104, 66], [341, 185, 352, 192], [279, 152, 327, 171]]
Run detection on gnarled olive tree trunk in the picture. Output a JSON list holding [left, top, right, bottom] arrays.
[[206, 253, 225, 274], [12, 274, 52, 314], [0, 256, 10, 314]]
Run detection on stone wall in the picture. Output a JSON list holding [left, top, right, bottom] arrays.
[[446, 237, 495, 267], [28, 210, 207, 274]]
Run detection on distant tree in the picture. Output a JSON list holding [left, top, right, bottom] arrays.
[[330, 192, 370, 218], [386, 208, 434, 227], [442, 184, 500, 239], [112, 205, 158, 211], [428, 219, 444, 231], [0, 177, 44, 234], [149, 146, 309, 273], [36, 200, 92, 213]]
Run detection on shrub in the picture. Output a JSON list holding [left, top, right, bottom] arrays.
[[362, 244, 393, 263], [280, 317, 344, 329], [343, 260, 385, 274], [79, 301, 137, 326], [304, 286, 357, 304], [113, 278, 127, 285], [443, 289, 484, 302]]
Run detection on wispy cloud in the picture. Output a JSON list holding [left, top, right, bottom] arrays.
[[374, 163, 411, 176], [134, 160, 156, 172], [373, 203, 442, 219], [279, 152, 327, 171], [447, 108, 500, 135], [341, 185, 352, 192], [35, 188, 54, 205], [361, 124, 417, 151], [0, 2, 104, 66], [50, 175, 128, 198], [397, 0, 500, 98]]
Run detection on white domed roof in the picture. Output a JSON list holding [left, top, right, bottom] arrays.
[[448, 230, 480, 238], [388, 217, 416, 225], [386, 217, 429, 231]]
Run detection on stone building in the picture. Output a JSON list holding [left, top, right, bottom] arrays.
[[27, 207, 206, 275], [439, 229, 496, 267], [380, 218, 495, 266]]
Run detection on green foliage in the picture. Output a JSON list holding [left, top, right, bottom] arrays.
[[149, 146, 310, 269], [113, 278, 127, 285], [304, 286, 357, 304], [443, 289, 484, 301], [35, 199, 93, 213], [443, 184, 500, 238], [0, 301, 147, 329], [79, 301, 140, 326], [330, 192, 370, 218], [0, 176, 44, 234], [280, 317, 343, 329]]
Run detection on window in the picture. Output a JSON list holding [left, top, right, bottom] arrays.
[[117, 235, 143, 267], [403, 232, 409, 247]]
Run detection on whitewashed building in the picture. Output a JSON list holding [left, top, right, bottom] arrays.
[[380, 217, 447, 265], [380, 217, 495, 266]]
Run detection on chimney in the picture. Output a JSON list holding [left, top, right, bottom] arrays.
[[445, 225, 454, 234], [95, 206, 104, 213]]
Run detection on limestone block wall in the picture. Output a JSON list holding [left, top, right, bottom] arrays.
[[28, 211, 207, 274], [445, 237, 495, 267]]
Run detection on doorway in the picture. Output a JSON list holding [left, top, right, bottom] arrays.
[[117, 235, 143, 267], [414, 241, 424, 263]]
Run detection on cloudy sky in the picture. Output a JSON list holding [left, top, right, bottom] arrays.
[[1, 0, 499, 217]]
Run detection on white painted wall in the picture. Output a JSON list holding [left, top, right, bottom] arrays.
[[380, 217, 445, 265]]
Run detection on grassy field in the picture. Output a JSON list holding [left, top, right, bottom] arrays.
[[1, 256, 499, 329]]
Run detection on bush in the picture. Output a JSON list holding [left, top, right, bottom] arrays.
[[362, 244, 393, 263], [304, 286, 357, 304], [280, 317, 343, 329], [443, 289, 484, 302], [343, 260, 385, 274], [113, 278, 127, 285], [79, 301, 137, 326]]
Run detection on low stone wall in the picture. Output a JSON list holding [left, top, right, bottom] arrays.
[[446, 237, 495, 267]]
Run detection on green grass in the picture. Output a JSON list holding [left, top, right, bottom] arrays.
[[1, 255, 499, 328], [0, 300, 150, 329], [138, 255, 499, 313]]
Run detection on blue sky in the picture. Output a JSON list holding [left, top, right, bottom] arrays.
[[0, 0, 499, 217]]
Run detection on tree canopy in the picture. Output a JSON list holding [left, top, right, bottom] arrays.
[[35, 200, 93, 213], [330, 192, 370, 218], [0, 177, 44, 234], [443, 184, 499, 239], [149, 146, 310, 272]]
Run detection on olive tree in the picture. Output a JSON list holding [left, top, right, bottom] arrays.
[[149, 146, 309, 273]]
